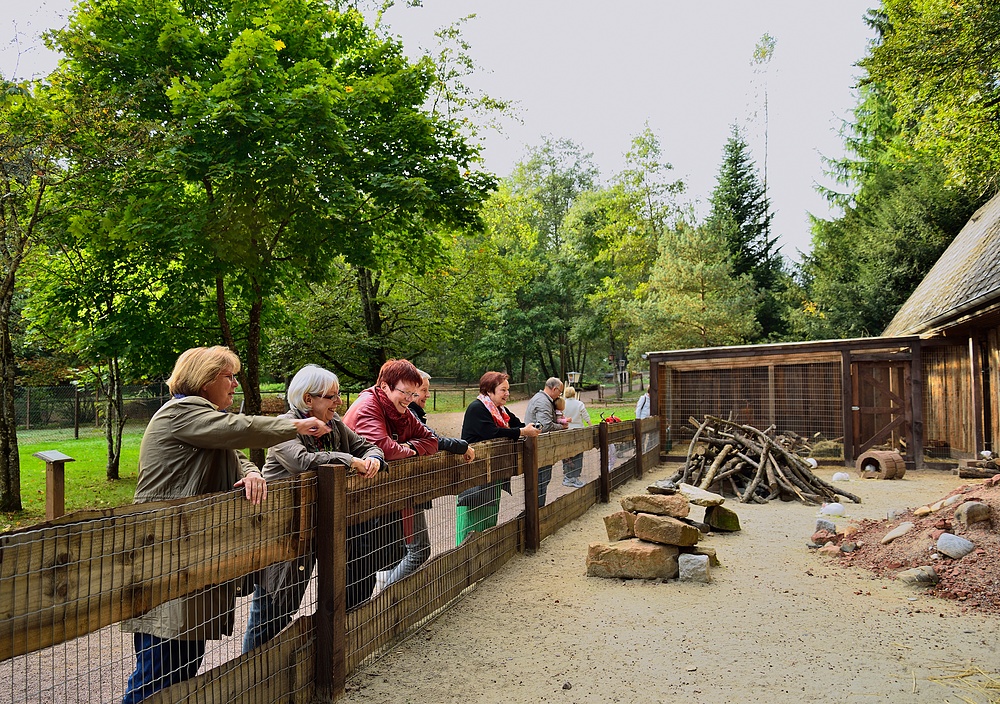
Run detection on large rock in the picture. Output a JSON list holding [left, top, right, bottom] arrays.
[[677, 553, 711, 583], [954, 501, 990, 528], [677, 483, 726, 507], [936, 533, 975, 559], [603, 511, 637, 541], [620, 493, 690, 518], [897, 565, 938, 585], [703, 505, 741, 532], [647, 479, 678, 495], [880, 521, 915, 545], [815, 518, 837, 533], [634, 513, 700, 547], [586, 540, 679, 579]]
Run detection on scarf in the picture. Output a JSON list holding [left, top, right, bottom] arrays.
[[478, 393, 509, 428], [293, 407, 335, 452]]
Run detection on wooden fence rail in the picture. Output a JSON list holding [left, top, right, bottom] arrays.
[[0, 417, 661, 703]]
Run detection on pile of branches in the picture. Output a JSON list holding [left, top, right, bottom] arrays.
[[668, 415, 861, 506]]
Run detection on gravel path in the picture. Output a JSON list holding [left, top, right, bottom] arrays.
[[345, 466, 1000, 704]]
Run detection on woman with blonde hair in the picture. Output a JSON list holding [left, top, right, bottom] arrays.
[[121, 347, 329, 704], [560, 386, 591, 488]]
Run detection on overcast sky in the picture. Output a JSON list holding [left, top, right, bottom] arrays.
[[3, 1, 877, 262]]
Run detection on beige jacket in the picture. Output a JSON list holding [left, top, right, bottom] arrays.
[[122, 396, 299, 640]]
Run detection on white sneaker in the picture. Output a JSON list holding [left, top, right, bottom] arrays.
[[572, 477, 586, 488], [562, 476, 577, 487], [370, 570, 390, 599]]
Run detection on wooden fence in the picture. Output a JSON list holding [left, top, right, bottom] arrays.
[[0, 417, 660, 703]]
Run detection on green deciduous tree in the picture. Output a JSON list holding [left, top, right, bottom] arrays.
[[46, 0, 494, 460], [861, 1, 1000, 193]]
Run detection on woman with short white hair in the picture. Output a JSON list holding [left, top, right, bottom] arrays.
[[242, 364, 384, 653]]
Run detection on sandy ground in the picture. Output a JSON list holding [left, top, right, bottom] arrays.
[[344, 460, 1000, 704]]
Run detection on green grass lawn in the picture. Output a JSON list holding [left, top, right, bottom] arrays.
[[3, 431, 143, 532]]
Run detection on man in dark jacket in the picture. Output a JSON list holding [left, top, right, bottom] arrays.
[[372, 370, 475, 596], [524, 377, 565, 507]]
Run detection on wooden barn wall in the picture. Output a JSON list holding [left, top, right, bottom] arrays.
[[666, 362, 842, 442], [922, 343, 973, 456], [988, 326, 1000, 454]]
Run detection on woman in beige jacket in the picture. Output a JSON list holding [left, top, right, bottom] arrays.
[[121, 346, 329, 704]]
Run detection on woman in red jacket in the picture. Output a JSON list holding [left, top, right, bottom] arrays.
[[342, 359, 438, 604]]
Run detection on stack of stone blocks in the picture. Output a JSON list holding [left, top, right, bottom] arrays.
[[586, 481, 741, 584]]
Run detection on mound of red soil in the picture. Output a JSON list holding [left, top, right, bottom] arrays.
[[834, 478, 1000, 613]]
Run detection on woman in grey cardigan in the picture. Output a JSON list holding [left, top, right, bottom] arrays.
[[242, 364, 384, 653], [121, 347, 329, 704]]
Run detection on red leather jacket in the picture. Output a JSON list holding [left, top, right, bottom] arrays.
[[342, 386, 438, 461]]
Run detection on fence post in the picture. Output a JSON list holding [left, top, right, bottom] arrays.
[[598, 422, 610, 503], [74, 389, 80, 440], [522, 436, 540, 552], [633, 419, 644, 480], [35, 451, 75, 520], [25, 387, 30, 431], [462, 388, 466, 407], [315, 466, 347, 702]]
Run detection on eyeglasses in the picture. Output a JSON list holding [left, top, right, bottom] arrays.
[[392, 387, 420, 400], [219, 373, 238, 383], [313, 393, 341, 401]]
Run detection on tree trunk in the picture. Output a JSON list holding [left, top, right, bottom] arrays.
[[216, 273, 267, 467], [0, 290, 21, 511], [356, 266, 387, 382], [104, 355, 126, 481]]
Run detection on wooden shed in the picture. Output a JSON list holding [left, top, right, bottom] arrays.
[[645, 191, 1000, 470]]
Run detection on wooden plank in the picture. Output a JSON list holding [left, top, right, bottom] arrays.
[[971, 334, 985, 456], [0, 478, 315, 662], [842, 350, 854, 465], [345, 520, 522, 672], [850, 352, 912, 362], [536, 427, 597, 468], [911, 338, 925, 468], [857, 415, 904, 455], [647, 335, 921, 366], [598, 423, 610, 504], [314, 463, 346, 701], [523, 436, 540, 553], [633, 419, 644, 479]]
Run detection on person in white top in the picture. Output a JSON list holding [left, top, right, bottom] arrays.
[[635, 391, 651, 420], [561, 386, 591, 488]]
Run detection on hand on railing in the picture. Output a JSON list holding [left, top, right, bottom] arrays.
[[351, 456, 381, 479]]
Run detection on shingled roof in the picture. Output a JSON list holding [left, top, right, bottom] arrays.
[[883, 191, 1000, 337]]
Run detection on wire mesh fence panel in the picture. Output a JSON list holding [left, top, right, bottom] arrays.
[[4, 419, 662, 700], [666, 363, 843, 459], [0, 477, 317, 704], [345, 439, 526, 671]]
